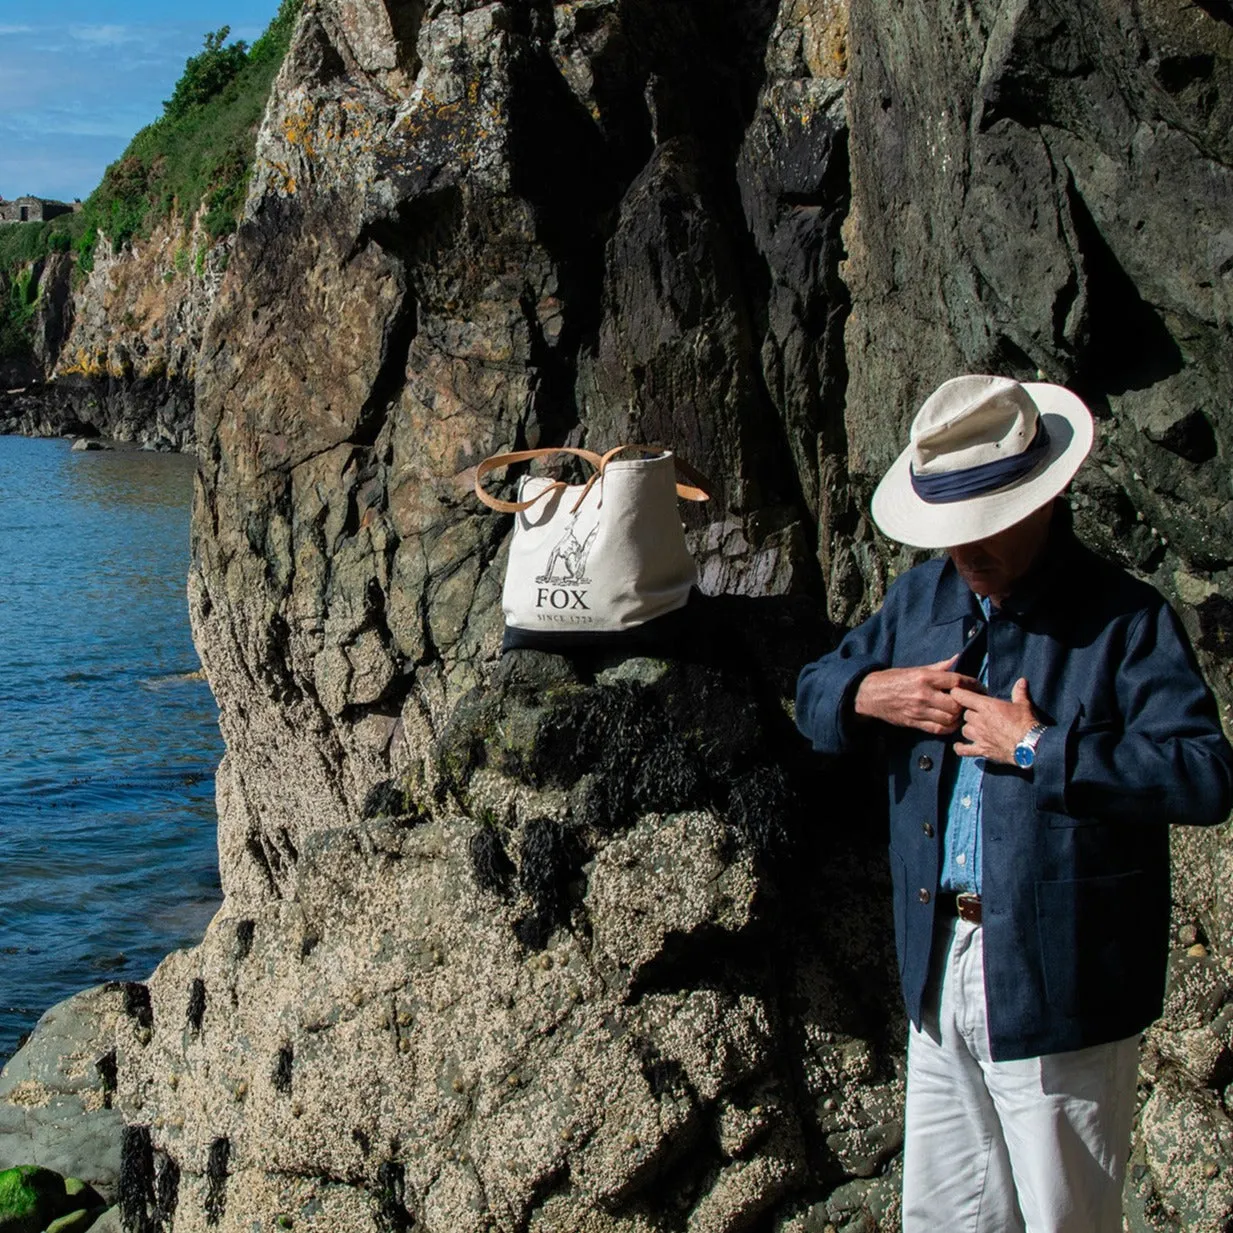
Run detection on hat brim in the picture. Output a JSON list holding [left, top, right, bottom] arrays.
[[870, 382, 1095, 549]]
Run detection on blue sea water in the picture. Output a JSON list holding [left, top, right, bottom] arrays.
[[0, 436, 224, 1063]]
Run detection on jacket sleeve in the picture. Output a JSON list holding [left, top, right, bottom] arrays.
[[795, 601, 897, 756], [1033, 600, 1233, 826]]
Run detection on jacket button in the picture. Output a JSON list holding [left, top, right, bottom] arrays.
[[918, 754, 933, 771], [918, 888, 931, 904], [923, 823, 935, 838]]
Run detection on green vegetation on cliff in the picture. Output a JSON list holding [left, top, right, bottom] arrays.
[[0, 217, 82, 360], [0, 0, 300, 365], [82, 0, 302, 261]]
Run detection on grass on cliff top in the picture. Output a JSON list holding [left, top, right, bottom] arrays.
[[0, 213, 87, 272], [0, 0, 300, 360], [80, 0, 302, 266]]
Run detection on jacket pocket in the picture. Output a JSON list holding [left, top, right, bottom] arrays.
[[1035, 870, 1158, 1018]]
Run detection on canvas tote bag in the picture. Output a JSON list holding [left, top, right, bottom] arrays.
[[475, 444, 710, 649]]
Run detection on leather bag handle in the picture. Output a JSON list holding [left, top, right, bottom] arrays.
[[566, 444, 713, 512], [474, 447, 605, 513], [474, 444, 713, 514]]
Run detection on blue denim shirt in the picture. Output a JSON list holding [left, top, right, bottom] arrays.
[[940, 595, 992, 894]]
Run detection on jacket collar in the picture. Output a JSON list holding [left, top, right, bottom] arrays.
[[929, 501, 1080, 625], [930, 561, 981, 625]]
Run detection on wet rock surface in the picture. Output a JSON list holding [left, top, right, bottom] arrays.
[[11, 0, 1218, 1229], [0, 985, 131, 1202]]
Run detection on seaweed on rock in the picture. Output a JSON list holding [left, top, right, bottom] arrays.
[[530, 682, 710, 831], [120, 1124, 156, 1233], [118, 981, 153, 1030], [155, 1154, 180, 1230], [513, 817, 586, 950], [203, 1137, 230, 1226], [362, 778, 428, 825], [374, 1160, 415, 1232], [468, 826, 516, 900], [273, 1044, 294, 1094], [187, 978, 206, 1032], [235, 919, 255, 961], [96, 1048, 117, 1107], [725, 763, 802, 870]]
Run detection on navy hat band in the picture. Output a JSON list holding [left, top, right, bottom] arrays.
[[909, 420, 1051, 505]]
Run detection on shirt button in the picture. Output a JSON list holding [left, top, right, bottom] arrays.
[[918, 755, 933, 771], [923, 823, 935, 838], [918, 888, 931, 904], [961, 795, 972, 809], [956, 852, 966, 866], [966, 625, 979, 640]]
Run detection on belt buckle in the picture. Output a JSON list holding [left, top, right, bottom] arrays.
[[955, 892, 982, 925]]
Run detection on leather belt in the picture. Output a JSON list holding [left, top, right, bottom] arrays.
[[937, 892, 983, 925]]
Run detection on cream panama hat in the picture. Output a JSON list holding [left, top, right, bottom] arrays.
[[870, 374, 1094, 549]]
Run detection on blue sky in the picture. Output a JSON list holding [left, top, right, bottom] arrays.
[[0, 0, 285, 202]]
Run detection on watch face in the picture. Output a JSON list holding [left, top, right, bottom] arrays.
[[1014, 744, 1035, 769]]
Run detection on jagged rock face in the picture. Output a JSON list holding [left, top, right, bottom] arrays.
[[42, 217, 231, 448], [0, 208, 227, 450], [29, 252, 74, 376], [114, 0, 1233, 1230], [0, 254, 73, 393], [133, 2, 893, 1230]]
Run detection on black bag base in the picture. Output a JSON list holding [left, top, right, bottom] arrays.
[[501, 592, 699, 655]]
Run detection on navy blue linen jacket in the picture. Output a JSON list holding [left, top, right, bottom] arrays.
[[795, 522, 1233, 1061]]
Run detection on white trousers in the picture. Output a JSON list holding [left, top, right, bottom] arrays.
[[902, 917, 1140, 1233]]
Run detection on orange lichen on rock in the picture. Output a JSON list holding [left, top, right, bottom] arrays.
[[787, 0, 848, 80], [282, 103, 319, 159], [60, 346, 109, 379]]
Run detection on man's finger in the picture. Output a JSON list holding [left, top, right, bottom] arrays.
[[950, 685, 990, 709], [922, 690, 963, 712], [934, 672, 982, 693], [926, 655, 960, 671], [954, 741, 982, 757], [1012, 677, 1031, 706]]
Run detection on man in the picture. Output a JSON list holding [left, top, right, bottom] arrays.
[[795, 374, 1233, 1232]]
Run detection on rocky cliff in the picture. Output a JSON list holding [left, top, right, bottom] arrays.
[[0, 214, 230, 448], [40, 0, 1233, 1230]]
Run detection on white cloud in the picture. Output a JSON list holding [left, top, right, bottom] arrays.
[[67, 24, 146, 47]]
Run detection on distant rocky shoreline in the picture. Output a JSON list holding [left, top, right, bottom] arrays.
[[0, 209, 229, 455], [0, 382, 193, 451]]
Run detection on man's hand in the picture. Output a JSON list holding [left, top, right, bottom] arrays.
[[952, 677, 1038, 764], [854, 657, 982, 736]]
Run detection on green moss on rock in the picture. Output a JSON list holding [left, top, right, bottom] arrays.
[[0, 1165, 77, 1233], [45, 1210, 93, 1233]]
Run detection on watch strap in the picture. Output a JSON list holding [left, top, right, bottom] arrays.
[[1020, 722, 1047, 751]]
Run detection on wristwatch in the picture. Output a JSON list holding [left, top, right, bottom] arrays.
[[1013, 723, 1048, 769]]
